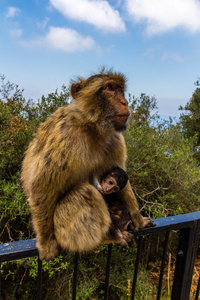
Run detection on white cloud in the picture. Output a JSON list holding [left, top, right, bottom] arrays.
[[9, 28, 23, 38], [20, 26, 97, 53], [19, 37, 45, 48], [126, 0, 200, 35], [37, 18, 50, 30], [143, 45, 162, 59], [50, 0, 126, 32], [46, 26, 96, 52], [143, 46, 183, 63], [161, 51, 184, 63], [6, 7, 21, 18]]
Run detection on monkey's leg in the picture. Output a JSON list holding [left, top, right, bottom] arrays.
[[54, 183, 111, 253], [123, 220, 132, 231], [28, 197, 59, 261]]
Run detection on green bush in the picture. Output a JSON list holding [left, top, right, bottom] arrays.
[[0, 75, 70, 242], [125, 95, 200, 218], [179, 81, 200, 162], [1, 76, 200, 299]]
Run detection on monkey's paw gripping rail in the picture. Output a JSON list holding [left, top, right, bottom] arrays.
[[0, 212, 200, 300]]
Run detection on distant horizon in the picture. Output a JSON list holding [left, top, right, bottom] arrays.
[[0, 72, 191, 120]]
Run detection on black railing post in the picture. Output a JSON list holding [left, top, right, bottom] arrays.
[[104, 244, 112, 300], [171, 220, 200, 300], [131, 236, 143, 300], [37, 257, 42, 300], [72, 252, 79, 300], [157, 231, 170, 300]]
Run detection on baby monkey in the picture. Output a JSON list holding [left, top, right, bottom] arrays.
[[97, 167, 134, 246]]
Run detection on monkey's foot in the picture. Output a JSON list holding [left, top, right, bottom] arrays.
[[37, 239, 59, 261], [120, 231, 134, 246]]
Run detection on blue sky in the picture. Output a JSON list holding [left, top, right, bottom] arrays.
[[1, 0, 200, 118]]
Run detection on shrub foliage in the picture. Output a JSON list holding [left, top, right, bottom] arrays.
[[0, 76, 200, 299]]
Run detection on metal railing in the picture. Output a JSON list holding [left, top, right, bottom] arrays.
[[0, 211, 200, 299]]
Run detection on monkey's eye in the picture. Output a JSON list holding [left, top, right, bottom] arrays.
[[105, 84, 114, 91], [109, 180, 114, 185]]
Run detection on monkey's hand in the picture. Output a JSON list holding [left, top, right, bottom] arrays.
[[141, 217, 156, 228], [130, 210, 156, 232], [37, 238, 59, 261]]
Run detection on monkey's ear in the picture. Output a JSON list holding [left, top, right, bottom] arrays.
[[71, 83, 81, 99]]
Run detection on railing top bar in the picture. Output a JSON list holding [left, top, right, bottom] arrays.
[[0, 238, 38, 262], [0, 212, 200, 262], [134, 211, 200, 237]]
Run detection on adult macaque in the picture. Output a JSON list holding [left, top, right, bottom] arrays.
[[21, 69, 154, 261], [97, 167, 135, 246]]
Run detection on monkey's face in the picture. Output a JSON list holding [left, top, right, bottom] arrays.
[[97, 175, 120, 194], [102, 80, 130, 131]]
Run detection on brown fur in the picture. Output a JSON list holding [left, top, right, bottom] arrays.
[[21, 69, 154, 261]]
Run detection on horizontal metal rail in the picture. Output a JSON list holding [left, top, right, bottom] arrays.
[[0, 212, 200, 299]]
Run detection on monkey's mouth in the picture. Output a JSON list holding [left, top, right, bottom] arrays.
[[115, 114, 130, 122], [98, 189, 111, 195], [110, 114, 130, 131], [97, 185, 111, 195]]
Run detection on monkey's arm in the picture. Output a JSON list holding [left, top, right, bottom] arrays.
[[118, 181, 155, 230]]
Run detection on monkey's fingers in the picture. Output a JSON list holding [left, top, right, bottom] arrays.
[[120, 239, 129, 247], [120, 231, 133, 247], [128, 223, 135, 231], [130, 217, 156, 232], [122, 231, 134, 242], [143, 217, 156, 228]]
